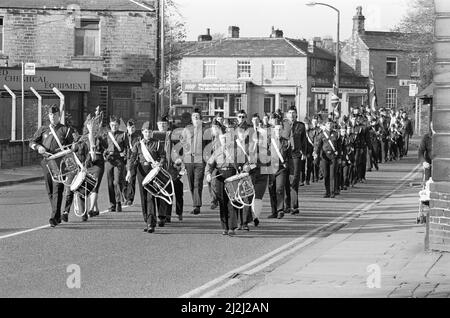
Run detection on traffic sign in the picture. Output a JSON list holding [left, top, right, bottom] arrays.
[[24, 63, 36, 76], [409, 83, 418, 97]]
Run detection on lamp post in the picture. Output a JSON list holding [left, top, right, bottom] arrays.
[[306, 2, 340, 117]]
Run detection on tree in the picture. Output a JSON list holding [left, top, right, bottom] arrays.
[[392, 0, 434, 89]]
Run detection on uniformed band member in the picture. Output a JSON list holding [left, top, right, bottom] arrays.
[[126, 121, 167, 233], [304, 119, 316, 186], [268, 117, 290, 219], [283, 106, 307, 215], [123, 119, 141, 206], [205, 125, 240, 236], [104, 116, 127, 212], [313, 118, 341, 198], [155, 116, 184, 223], [30, 105, 74, 227]]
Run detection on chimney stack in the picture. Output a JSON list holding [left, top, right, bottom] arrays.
[[228, 26, 240, 38], [198, 28, 213, 42], [270, 26, 283, 38], [353, 6, 365, 36]]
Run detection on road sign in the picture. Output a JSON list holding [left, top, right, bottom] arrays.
[[24, 63, 36, 76], [409, 83, 418, 97]]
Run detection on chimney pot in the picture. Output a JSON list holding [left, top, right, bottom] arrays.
[[228, 26, 240, 38]]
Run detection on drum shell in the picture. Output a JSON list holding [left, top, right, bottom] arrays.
[[71, 172, 97, 198], [142, 167, 172, 196]]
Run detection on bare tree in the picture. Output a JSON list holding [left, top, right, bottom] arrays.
[[392, 0, 434, 88]]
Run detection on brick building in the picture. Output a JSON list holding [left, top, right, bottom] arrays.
[[341, 6, 427, 113], [180, 26, 367, 121], [0, 0, 158, 142]]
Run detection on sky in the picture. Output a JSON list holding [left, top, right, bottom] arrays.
[[173, 0, 411, 41]]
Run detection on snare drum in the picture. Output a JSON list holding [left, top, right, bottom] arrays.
[[45, 150, 79, 184], [70, 170, 98, 198], [142, 166, 174, 205], [224, 172, 255, 208]]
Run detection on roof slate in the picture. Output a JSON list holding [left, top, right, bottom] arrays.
[[359, 31, 422, 51]]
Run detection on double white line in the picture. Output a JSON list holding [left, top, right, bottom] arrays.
[[180, 164, 421, 298]]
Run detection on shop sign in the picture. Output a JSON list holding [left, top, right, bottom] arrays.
[[182, 82, 246, 94], [0, 67, 90, 91]]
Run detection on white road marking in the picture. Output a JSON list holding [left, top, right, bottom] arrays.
[[180, 164, 421, 298]]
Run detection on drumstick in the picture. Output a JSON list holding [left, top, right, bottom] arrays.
[[236, 139, 250, 160], [271, 138, 285, 164]]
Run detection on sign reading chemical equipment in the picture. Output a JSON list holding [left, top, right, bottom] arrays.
[[0, 67, 90, 92], [182, 82, 246, 94]]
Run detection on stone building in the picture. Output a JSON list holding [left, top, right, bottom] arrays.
[[180, 26, 368, 121], [341, 6, 428, 113], [0, 0, 158, 142]]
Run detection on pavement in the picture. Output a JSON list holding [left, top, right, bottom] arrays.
[[2, 137, 450, 298]]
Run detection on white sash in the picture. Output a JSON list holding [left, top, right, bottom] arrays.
[[306, 132, 314, 146], [49, 125, 64, 150], [140, 140, 155, 164], [322, 130, 337, 153], [271, 138, 285, 164], [108, 131, 122, 152]]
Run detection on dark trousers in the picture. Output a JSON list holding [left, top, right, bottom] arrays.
[[305, 153, 314, 183], [367, 145, 379, 170], [216, 169, 238, 231], [403, 134, 410, 156], [389, 141, 399, 160], [355, 148, 366, 181], [299, 158, 306, 183], [185, 162, 205, 208], [380, 139, 389, 163], [41, 160, 64, 221], [269, 168, 288, 216], [123, 165, 137, 203], [161, 177, 184, 219], [320, 157, 337, 195], [137, 164, 164, 227], [288, 157, 302, 210], [335, 161, 342, 193], [105, 159, 125, 207], [313, 158, 321, 182]]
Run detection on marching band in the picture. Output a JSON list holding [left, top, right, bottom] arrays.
[[30, 103, 414, 234]]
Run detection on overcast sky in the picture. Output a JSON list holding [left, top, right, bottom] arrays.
[[173, 0, 410, 41]]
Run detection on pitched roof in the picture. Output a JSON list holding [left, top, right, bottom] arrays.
[[359, 31, 422, 51], [184, 38, 307, 58], [287, 38, 335, 61], [0, 0, 155, 11]]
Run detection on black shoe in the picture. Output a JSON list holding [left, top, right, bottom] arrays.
[[343, 186, 348, 191], [191, 208, 200, 215], [62, 212, 69, 223], [144, 227, 148, 232], [323, 194, 330, 198], [299, 182, 305, 187], [116, 203, 122, 212], [330, 194, 336, 198], [125, 201, 132, 206], [178, 214, 183, 221], [367, 168, 372, 172], [210, 202, 218, 210], [158, 220, 165, 227], [166, 217, 171, 223], [148, 226, 155, 233], [360, 179, 366, 184], [92, 210, 100, 217], [254, 218, 260, 227], [222, 230, 229, 236], [291, 209, 300, 215], [277, 212, 285, 219], [228, 229, 236, 236], [237, 225, 244, 231], [267, 214, 277, 219], [243, 225, 250, 231], [49, 218, 57, 227], [306, 181, 310, 186], [109, 206, 116, 212], [82, 213, 88, 222]]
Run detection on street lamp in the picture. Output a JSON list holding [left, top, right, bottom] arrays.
[[306, 2, 340, 116]]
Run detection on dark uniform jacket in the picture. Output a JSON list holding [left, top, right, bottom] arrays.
[[104, 130, 127, 161], [283, 120, 307, 158], [127, 138, 167, 171], [30, 123, 74, 155], [418, 133, 432, 164], [305, 129, 317, 155], [351, 124, 370, 149], [343, 134, 356, 164], [402, 118, 414, 137], [314, 129, 342, 161], [125, 131, 141, 160]]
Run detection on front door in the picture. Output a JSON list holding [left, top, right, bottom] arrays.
[[213, 97, 225, 117]]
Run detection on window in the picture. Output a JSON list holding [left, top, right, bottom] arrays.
[[75, 19, 100, 56], [411, 57, 420, 77], [0, 17, 3, 52], [237, 60, 251, 78], [272, 60, 286, 79], [229, 95, 242, 116], [193, 95, 209, 116], [203, 60, 216, 78], [386, 88, 397, 109], [386, 57, 398, 76]]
